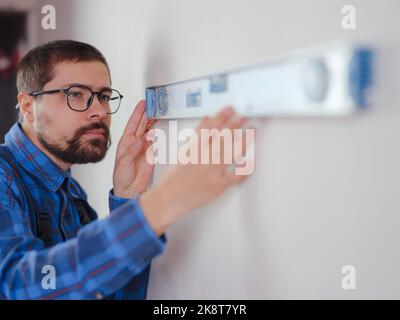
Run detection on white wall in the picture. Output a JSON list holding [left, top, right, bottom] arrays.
[[35, 0, 400, 299]]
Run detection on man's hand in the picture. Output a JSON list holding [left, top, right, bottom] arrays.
[[113, 100, 156, 199], [140, 107, 252, 235]]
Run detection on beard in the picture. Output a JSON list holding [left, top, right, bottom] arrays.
[[37, 121, 112, 164]]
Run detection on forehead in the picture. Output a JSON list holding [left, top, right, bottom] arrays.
[[45, 60, 111, 90]]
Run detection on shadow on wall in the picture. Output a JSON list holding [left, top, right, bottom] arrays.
[[0, 12, 26, 142], [144, 31, 175, 88]]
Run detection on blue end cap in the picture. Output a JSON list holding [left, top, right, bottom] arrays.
[[349, 48, 374, 108], [157, 87, 169, 116], [146, 88, 157, 118]]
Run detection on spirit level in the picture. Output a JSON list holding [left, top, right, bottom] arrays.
[[146, 41, 374, 119]]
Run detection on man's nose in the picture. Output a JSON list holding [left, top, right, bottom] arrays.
[[86, 95, 108, 120]]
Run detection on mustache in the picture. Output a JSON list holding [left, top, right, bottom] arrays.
[[68, 122, 111, 144]]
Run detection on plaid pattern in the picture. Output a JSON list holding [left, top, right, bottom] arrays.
[[0, 123, 165, 299]]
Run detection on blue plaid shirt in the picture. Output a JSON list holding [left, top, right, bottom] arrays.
[[0, 123, 166, 299]]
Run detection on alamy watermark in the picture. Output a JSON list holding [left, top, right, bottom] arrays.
[[341, 265, 356, 290], [146, 121, 255, 176], [41, 5, 56, 30], [41, 264, 56, 290], [341, 5, 356, 30]]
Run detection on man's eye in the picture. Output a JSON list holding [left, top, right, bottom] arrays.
[[100, 94, 111, 102], [68, 91, 81, 98]]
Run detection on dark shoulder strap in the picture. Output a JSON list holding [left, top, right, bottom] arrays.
[[74, 198, 98, 225], [65, 177, 98, 225]]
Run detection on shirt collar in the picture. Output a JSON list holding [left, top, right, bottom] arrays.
[[5, 123, 71, 192]]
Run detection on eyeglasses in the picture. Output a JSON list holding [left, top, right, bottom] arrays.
[[29, 84, 124, 114]]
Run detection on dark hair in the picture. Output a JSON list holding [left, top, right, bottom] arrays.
[[17, 39, 110, 93]]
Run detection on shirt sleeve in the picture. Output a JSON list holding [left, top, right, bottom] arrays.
[[109, 189, 167, 242], [0, 175, 166, 300], [109, 189, 132, 213]]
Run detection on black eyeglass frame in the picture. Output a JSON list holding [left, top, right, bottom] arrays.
[[28, 84, 124, 114]]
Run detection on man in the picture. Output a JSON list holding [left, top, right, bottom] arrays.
[[0, 40, 249, 299]]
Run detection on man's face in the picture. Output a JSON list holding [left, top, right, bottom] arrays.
[[31, 60, 112, 164]]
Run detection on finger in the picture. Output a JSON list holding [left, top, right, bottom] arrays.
[[228, 128, 246, 168], [121, 100, 146, 139], [226, 114, 246, 131], [195, 116, 211, 131], [196, 107, 236, 148], [201, 107, 235, 130], [211, 106, 236, 130], [231, 127, 256, 176], [146, 119, 157, 131], [136, 108, 150, 138], [195, 108, 238, 165], [211, 114, 244, 165]]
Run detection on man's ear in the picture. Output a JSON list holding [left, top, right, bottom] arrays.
[[17, 92, 35, 123]]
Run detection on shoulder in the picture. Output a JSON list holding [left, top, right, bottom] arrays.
[[0, 148, 23, 207], [0, 147, 16, 182]]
